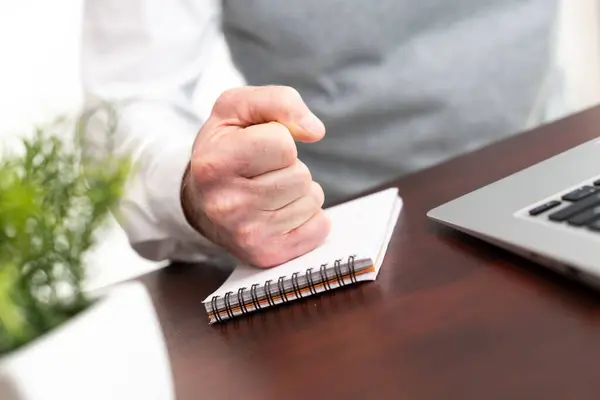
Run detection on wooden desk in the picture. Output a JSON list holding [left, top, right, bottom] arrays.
[[140, 106, 600, 399]]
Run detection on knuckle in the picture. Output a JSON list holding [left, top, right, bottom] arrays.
[[288, 161, 312, 196], [276, 85, 301, 102], [266, 179, 286, 198], [203, 193, 241, 220], [202, 198, 224, 220], [191, 157, 222, 184], [233, 222, 259, 247], [265, 85, 301, 101], [276, 133, 298, 166], [264, 85, 303, 119], [296, 161, 313, 185], [213, 88, 239, 112], [311, 181, 325, 206], [279, 88, 302, 116], [314, 211, 331, 237]]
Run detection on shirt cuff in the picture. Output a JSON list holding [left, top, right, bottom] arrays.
[[144, 136, 226, 260]]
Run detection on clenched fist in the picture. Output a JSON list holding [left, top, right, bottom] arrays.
[[181, 86, 331, 268]]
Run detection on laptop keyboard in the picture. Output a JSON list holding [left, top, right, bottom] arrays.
[[528, 179, 600, 232]]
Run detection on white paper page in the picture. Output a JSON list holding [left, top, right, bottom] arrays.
[[204, 187, 401, 302], [359, 193, 403, 282]]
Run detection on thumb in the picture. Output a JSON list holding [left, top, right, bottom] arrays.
[[210, 85, 326, 142]]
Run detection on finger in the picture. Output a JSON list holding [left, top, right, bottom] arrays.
[[211, 85, 326, 143], [251, 159, 313, 210], [282, 209, 331, 258], [267, 181, 325, 233], [232, 122, 298, 177]]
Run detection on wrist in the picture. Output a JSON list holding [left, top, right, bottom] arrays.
[[180, 162, 204, 236]]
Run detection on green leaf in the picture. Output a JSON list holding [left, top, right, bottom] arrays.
[[0, 106, 131, 355]]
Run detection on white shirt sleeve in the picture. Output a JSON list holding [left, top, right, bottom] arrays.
[[81, 0, 238, 262]]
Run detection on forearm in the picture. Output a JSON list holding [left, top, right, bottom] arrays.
[[82, 98, 224, 262]]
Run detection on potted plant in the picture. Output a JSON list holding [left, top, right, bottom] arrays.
[[0, 112, 175, 399]]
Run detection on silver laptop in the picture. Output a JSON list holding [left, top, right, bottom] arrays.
[[426, 136, 600, 289]]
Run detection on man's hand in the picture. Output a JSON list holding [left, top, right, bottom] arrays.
[[181, 86, 331, 268]]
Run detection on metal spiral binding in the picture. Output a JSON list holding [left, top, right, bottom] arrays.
[[265, 280, 275, 306], [277, 276, 289, 303], [305, 268, 317, 295], [237, 287, 248, 315], [250, 283, 261, 311], [291, 272, 302, 299], [333, 259, 344, 286], [348, 255, 357, 283], [210, 255, 360, 321], [211, 295, 222, 323], [224, 291, 234, 319], [319, 263, 331, 290]]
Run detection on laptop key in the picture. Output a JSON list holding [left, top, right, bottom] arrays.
[[548, 192, 600, 222], [567, 206, 600, 226], [528, 200, 561, 216], [562, 185, 599, 201], [587, 219, 600, 232]]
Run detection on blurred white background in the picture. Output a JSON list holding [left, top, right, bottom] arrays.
[[0, 1, 244, 290], [1, 0, 599, 290]]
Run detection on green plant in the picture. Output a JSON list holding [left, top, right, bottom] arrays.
[[0, 110, 130, 355]]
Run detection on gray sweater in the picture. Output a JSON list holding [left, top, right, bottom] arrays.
[[222, 0, 561, 202]]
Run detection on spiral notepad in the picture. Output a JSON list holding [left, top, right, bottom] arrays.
[[203, 187, 403, 323]]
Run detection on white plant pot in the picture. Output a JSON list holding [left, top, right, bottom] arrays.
[[0, 282, 174, 400]]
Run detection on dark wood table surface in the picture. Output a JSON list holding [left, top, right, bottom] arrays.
[[139, 106, 600, 399]]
